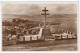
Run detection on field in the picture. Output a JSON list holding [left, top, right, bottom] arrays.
[[2, 39, 77, 51]]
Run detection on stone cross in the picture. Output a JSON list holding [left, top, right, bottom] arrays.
[[41, 7, 49, 27]]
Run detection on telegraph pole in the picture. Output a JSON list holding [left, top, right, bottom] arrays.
[[41, 7, 49, 27]]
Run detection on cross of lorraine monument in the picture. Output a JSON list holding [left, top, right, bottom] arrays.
[[41, 7, 49, 27], [41, 7, 52, 40]]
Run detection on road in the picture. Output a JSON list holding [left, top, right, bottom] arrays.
[[2, 39, 77, 51]]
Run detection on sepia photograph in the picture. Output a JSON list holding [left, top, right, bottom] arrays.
[[1, 2, 78, 51]]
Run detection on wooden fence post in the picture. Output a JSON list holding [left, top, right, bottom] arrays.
[[37, 36, 38, 40], [30, 36, 32, 41], [61, 35, 62, 39], [67, 35, 68, 39], [23, 37, 25, 41]]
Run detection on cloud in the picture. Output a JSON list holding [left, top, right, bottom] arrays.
[[2, 2, 77, 15]]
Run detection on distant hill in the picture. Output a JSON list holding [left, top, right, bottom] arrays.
[[48, 14, 77, 18], [2, 14, 77, 21]]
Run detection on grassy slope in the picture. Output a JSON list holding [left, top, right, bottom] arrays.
[[2, 14, 77, 34]]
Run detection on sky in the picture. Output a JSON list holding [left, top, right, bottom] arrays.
[[2, 2, 78, 15]]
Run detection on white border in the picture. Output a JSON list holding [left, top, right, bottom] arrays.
[[0, 0, 79, 2], [78, 0, 80, 52], [0, 1, 2, 52], [0, 0, 79, 53]]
